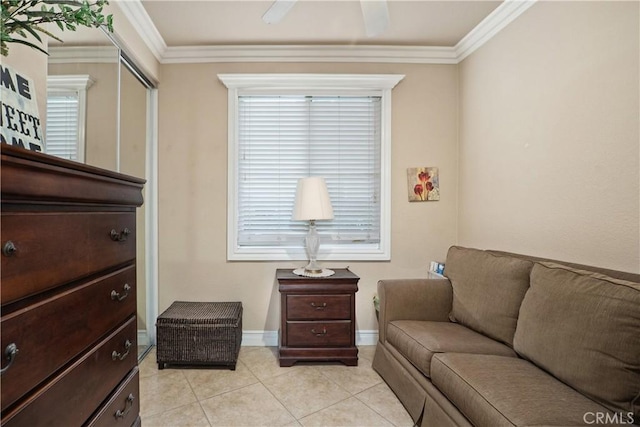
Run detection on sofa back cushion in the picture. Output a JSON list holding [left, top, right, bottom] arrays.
[[445, 246, 534, 346], [514, 262, 640, 418], [488, 250, 640, 282]]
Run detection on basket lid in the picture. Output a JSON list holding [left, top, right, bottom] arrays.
[[157, 301, 242, 325]]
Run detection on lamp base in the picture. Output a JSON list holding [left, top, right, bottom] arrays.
[[293, 268, 335, 278]]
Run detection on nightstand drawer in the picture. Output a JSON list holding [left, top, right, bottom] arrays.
[[286, 321, 352, 347], [287, 295, 351, 320]]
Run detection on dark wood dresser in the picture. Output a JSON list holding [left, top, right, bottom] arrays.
[[0, 145, 145, 427], [277, 268, 359, 367]]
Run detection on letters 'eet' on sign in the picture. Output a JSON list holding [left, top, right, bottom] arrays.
[[0, 65, 43, 152]]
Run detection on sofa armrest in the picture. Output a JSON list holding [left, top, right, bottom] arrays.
[[377, 278, 453, 343]]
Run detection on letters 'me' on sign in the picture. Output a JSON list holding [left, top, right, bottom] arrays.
[[0, 65, 43, 152]]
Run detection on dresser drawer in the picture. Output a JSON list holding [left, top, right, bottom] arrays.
[[1, 316, 137, 426], [286, 295, 351, 320], [0, 265, 136, 411], [1, 212, 136, 304], [86, 367, 140, 427], [286, 321, 352, 347]]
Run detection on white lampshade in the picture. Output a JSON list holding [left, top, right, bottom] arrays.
[[292, 177, 334, 221]]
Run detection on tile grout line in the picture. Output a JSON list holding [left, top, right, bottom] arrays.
[[353, 384, 401, 427], [258, 373, 302, 424], [139, 346, 410, 426], [175, 364, 214, 427], [181, 365, 214, 427]]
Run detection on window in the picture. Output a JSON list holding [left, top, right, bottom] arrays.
[[219, 74, 404, 261], [46, 75, 93, 162]]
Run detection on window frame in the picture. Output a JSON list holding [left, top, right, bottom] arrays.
[[46, 74, 94, 163], [219, 74, 404, 261]]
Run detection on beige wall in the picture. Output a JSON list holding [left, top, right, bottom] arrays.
[[157, 62, 459, 332], [458, 1, 640, 273]]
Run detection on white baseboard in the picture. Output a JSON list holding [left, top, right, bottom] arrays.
[[138, 330, 149, 346], [240, 330, 378, 347], [356, 330, 379, 346], [242, 330, 279, 346]]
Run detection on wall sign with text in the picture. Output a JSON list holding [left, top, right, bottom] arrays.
[[0, 65, 43, 152]]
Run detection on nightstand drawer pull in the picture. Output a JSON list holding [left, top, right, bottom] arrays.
[[112, 339, 132, 361], [310, 302, 327, 310], [110, 228, 131, 242], [111, 284, 131, 302], [114, 393, 135, 419], [2, 241, 17, 257], [311, 328, 327, 337], [0, 343, 18, 375]]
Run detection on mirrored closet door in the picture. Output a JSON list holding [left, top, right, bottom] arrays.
[[119, 57, 154, 359], [46, 30, 157, 361]]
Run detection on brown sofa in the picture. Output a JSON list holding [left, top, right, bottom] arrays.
[[372, 246, 640, 426]]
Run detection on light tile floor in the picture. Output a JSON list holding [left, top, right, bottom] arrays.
[[139, 346, 414, 427]]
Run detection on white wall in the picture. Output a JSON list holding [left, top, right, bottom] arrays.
[[458, 1, 639, 272]]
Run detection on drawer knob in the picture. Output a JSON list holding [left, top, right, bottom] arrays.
[[310, 302, 327, 310], [2, 241, 17, 257], [111, 284, 131, 302], [114, 393, 135, 420], [112, 339, 132, 361], [110, 228, 131, 242], [311, 327, 327, 337], [0, 343, 19, 375]]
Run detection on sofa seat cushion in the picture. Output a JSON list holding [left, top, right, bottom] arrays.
[[431, 353, 615, 427], [514, 262, 640, 419], [445, 246, 534, 346], [386, 320, 516, 378]]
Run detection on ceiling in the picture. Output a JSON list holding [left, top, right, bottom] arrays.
[[139, 1, 502, 48]]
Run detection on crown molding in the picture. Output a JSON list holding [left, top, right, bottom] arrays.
[[115, 0, 536, 65], [47, 74, 95, 91], [163, 45, 457, 64], [455, 0, 536, 62], [48, 46, 120, 64], [113, 0, 167, 62]]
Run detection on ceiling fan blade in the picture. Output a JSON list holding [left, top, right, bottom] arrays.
[[360, 0, 390, 37], [262, 0, 298, 24]]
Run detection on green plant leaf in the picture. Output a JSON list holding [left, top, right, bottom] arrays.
[[24, 10, 58, 17], [5, 36, 48, 54], [42, 0, 84, 5], [2, 0, 114, 56], [14, 18, 42, 41]]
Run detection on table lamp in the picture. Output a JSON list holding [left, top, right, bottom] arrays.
[[292, 177, 335, 277]]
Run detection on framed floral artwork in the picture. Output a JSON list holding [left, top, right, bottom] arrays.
[[407, 167, 439, 202]]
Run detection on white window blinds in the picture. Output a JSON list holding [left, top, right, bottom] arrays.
[[45, 91, 80, 161], [237, 95, 382, 248], [46, 75, 93, 163]]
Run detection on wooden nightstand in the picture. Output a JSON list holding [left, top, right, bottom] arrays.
[[276, 268, 359, 367]]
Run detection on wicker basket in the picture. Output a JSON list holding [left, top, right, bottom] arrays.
[[156, 301, 242, 370]]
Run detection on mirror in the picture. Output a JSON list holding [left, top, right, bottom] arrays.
[[46, 26, 120, 170], [119, 60, 151, 358], [46, 28, 156, 360]]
